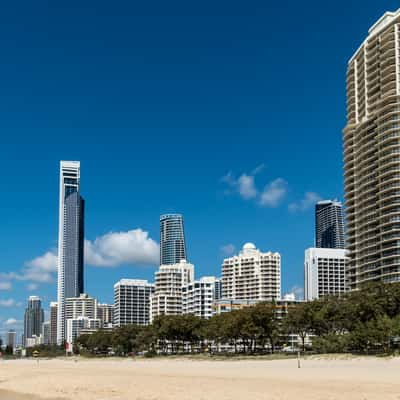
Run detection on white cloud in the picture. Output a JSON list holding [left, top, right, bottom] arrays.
[[0, 299, 21, 308], [286, 285, 304, 300], [221, 244, 236, 256], [4, 318, 22, 326], [0, 281, 12, 291], [222, 166, 287, 207], [85, 229, 159, 267], [289, 192, 322, 213], [237, 174, 258, 199], [259, 178, 288, 207], [26, 283, 39, 291]]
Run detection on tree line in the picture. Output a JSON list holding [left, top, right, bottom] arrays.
[[27, 282, 400, 357]]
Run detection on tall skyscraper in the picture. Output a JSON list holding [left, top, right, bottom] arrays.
[[315, 200, 345, 249], [114, 280, 154, 326], [344, 9, 400, 289], [304, 248, 349, 301], [23, 296, 44, 346], [160, 214, 187, 265], [221, 243, 281, 301], [57, 161, 85, 344]]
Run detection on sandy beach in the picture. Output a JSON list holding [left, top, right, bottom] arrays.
[[0, 356, 399, 400]]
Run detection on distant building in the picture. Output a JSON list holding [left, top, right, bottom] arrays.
[[6, 330, 17, 349], [315, 200, 345, 249], [304, 248, 349, 301], [160, 214, 187, 265], [182, 276, 221, 319], [151, 260, 194, 320], [23, 296, 44, 347], [221, 243, 281, 302], [97, 303, 114, 328], [66, 317, 101, 346], [42, 321, 51, 345], [57, 161, 85, 344], [114, 280, 154, 327], [49, 302, 58, 345], [25, 335, 42, 348]]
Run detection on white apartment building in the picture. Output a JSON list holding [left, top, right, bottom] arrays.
[[151, 259, 194, 320], [304, 248, 349, 301], [66, 317, 101, 346], [221, 243, 281, 301], [182, 276, 221, 319], [65, 293, 98, 320], [114, 279, 154, 327]]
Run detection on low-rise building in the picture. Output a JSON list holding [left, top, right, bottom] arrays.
[[182, 276, 221, 319], [114, 279, 154, 327], [304, 248, 348, 301]]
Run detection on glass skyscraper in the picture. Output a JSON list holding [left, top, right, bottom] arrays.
[[160, 214, 187, 265], [57, 161, 85, 344], [23, 296, 44, 346], [315, 200, 345, 249]]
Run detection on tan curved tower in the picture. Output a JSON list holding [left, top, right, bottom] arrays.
[[344, 10, 400, 289]]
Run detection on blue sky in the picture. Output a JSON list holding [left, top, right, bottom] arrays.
[[1, 0, 398, 339]]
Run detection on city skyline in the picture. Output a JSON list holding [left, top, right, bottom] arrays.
[[1, 2, 398, 338]]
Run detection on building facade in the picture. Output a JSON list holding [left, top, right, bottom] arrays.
[[114, 280, 154, 327], [57, 161, 85, 344], [160, 214, 187, 265], [42, 321, 51, 345], [23, 296, 44, 347], [66, 317, 101, 346], [221, 243, 281, 302], [6, 330, 17, 349], [50, 302, 58, 345], [315, 200, 345, 249], [344, 9, 400, 288], [97, 303, 114, 327], [151, 260, 194, 320], [182, 276, 222, 319], [65, 293, 98, 320], [304, 248, 349, 301]]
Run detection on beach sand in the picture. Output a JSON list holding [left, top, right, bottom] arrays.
[[0, 356, 399, 400]]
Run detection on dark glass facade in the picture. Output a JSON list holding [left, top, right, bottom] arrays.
[[160, 214, 187, 265], [315, 200, 345, 249]]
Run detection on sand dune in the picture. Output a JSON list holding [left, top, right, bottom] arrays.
[[0, 356, 399, 400]]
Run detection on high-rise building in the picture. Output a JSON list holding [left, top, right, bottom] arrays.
[[160, 214, 187, 265], [151, 260, 194, 320], [114, 280, 154, 327], [57, 161, 85, 344], [49, 302, 58, 345], [97, 303, 114, 328], [304, 248, 349, 301], [344, 9, 400, 288], [23, 296, 44, 347], [315, 200, 345, 249], [6, 330, 17, 349], [221, 243, 281, 301], [182, 276, 221, 319]]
